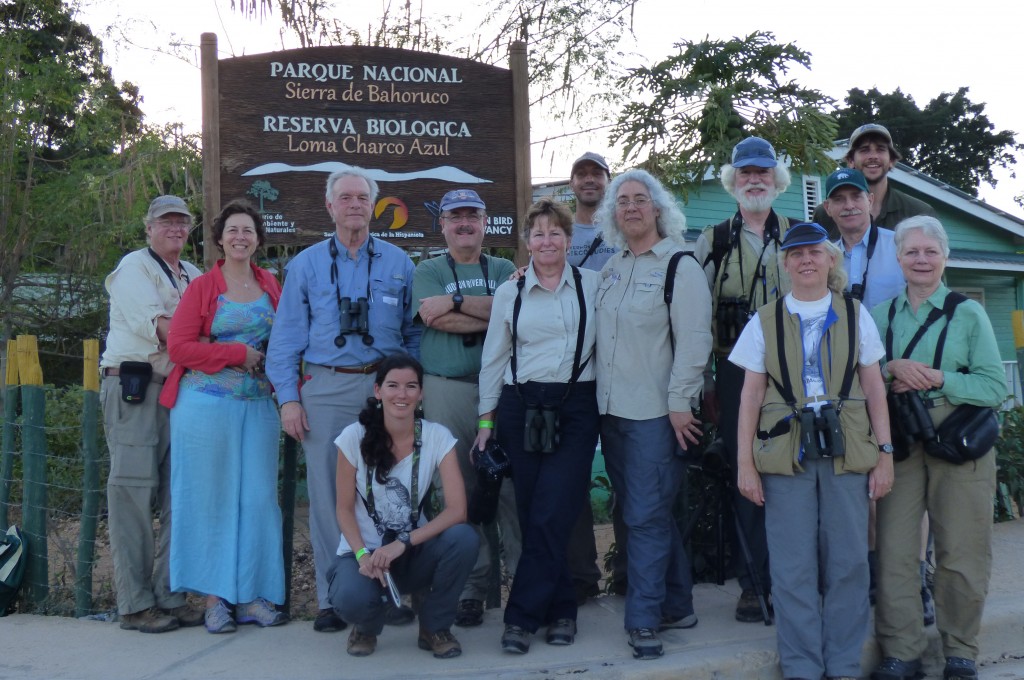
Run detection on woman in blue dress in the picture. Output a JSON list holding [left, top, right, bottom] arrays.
[[160, 199, 285, 633]]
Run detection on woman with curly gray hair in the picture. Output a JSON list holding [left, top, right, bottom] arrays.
[[593, 169, 713, 660]]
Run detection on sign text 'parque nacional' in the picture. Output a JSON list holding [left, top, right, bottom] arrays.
[[216, 46, 518, 248]]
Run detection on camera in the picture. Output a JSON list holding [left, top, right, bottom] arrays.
[[799, 403, 845, 459], [468, 440, 511, 525], [523, 404, 560, 454], [716, 297, 752, 347], [334, 297, 375, 347]]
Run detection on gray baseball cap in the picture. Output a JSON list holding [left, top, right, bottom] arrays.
[[146, 195, 192, 220]]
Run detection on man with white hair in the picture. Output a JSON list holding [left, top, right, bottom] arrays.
[[692, 136, 795, 624]]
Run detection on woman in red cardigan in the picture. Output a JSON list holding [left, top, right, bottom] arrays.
[[159, 199, 285, 634]]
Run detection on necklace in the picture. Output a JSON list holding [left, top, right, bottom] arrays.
[[222, 268, 254, 289]]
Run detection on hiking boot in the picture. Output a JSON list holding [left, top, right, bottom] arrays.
[[204, 600, 236, 634], [871, 656, 924, 680], [501, 624, 531, 654], [545, 618, 576, 645], [418, 627, 462, 659], [628, 627, 663, 660], [454, 598, 484, 627], [660, 612, 698, 630], [346, 627, 377, 657], [313, 607, 347, 632], [943, 657, 978, 679], [237, 597, 288, 627], [735, 588, 765, 622], [120, 607, 180, 633], [162, 603, 204, 628]]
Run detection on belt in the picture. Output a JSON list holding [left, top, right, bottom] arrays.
[[431, 373, 479, 384], [924, 396, 948, 409], [101, 367, 166, 384], [318, 360, 383, 375]]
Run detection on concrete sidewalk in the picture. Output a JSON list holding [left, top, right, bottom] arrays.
[[3, 520, 1024, 680]]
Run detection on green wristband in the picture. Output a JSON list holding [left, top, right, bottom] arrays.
[[355, 547, 368, 561], [478, 419, 495, 429]]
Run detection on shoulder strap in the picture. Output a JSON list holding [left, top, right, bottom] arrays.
[[771, 298, 798, 407], [568, 266, 589, 383], [664, 250, 699, 353], [838, 295, 858, 400], [704, 215, 738, 272], [510, 276, 527, 385], [932, 292, 969, 370], [577, 235, 603, 268], [885, 292, 969, 368]]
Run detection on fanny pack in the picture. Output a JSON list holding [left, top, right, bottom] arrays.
[[119, 361, 153, 404], [925, 404, 999, 465]]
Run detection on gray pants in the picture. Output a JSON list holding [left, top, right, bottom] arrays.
[[763, 457, 870, 679], [300, 365, 375, 609], [102, 375, 185, 615], [423, 374, 520, 602]]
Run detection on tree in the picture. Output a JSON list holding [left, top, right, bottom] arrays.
[[247, 180, 280, 211], [609, 32, 837, 192], [834, 87, 1022, 196]]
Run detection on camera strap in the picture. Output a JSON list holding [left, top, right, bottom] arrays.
[[330, 234, 375, 308], [577, 235, 603, 268], [664, 250, 700, 354], [445, 252, 492, 298], [844, 224, 878, 301], [363, 419, 424, 531], [761, 295, 858, 438], [147, 248, 190, 292], [511, 266, 588, 393], [885, 291, 968, 369]]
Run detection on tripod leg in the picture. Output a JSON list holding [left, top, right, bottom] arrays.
[[731, 503, 773, 626]]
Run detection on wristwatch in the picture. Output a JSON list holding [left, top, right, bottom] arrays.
[[397, 531, 412, 547], [878, 443, 894, 455], [452, 293, 464, 313]]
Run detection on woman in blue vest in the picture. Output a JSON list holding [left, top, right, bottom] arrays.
[[730, 222, 894, 680], [869, 216, 1006, 680]]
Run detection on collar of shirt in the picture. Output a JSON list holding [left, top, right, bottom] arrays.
[[623, 235, 678, 260], [333, 233, 374, 263], [893, 282, 949, 317], [524, 261, 576, 293]]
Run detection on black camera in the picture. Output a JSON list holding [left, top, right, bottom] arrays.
[[799, 403, 845, 459], [468, 440, 511, 525], [334, 297, 375, 347], [716, 297, 752, 347], [523, 404, 560, 454]]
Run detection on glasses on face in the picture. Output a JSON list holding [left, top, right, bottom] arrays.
[[154, 217, 192, 230], [442, 213, 483, 225], [615, 197, 652, 209]]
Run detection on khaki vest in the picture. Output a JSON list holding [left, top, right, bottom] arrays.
[[755, 294, 879, 476]]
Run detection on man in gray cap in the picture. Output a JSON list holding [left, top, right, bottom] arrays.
[[566, 152, 618, 271], [692, 136, 795, 623], [813, 123, 935, 238], [100, 195, 204, 633], [413, 188, 519, 627]]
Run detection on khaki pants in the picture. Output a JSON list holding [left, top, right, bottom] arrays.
[[875, 401, 996, 661]]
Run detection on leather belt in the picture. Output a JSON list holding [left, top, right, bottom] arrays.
[[924, 396, 948, 409], [319, 360, 382, 375], [102, 367, 166, 384]]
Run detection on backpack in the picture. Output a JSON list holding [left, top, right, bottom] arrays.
[[0, 525, 26, 616]]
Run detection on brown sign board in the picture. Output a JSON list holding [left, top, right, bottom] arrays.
[[216, 46, 518, 248]]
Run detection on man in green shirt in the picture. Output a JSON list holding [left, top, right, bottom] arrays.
[[813, 123, 935, 239], [412, 189, 519, 628]]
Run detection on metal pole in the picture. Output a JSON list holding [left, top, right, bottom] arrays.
[[75, 340, 101, 616]]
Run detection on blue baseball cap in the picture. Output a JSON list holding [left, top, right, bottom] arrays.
[[825, 168, 869, 198], [780, 222, 830, 250], [731, 137, 778, 168], [440, 189, 486, 211]]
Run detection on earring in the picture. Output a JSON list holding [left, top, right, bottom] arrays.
[[376, 399, 382, 410]]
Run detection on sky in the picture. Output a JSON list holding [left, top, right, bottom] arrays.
[[76, 0, 1024, 215]]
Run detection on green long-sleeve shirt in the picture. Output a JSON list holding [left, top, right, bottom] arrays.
[[870, 283, 1007, 408]]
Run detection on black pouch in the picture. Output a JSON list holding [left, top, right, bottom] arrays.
[[925, 404, 999, 465], [119, 361, 153, 404]]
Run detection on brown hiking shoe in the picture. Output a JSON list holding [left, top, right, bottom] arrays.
[[346, 627, 377, 656], [120, 608, 179, 633], [162, 603, 205, 627], [418, 627, 462, 659]]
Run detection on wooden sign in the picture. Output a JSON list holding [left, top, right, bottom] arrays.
[[212, 45, 518, 248]]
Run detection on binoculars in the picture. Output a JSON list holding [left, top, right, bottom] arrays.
[[468, 440, 511, 525], [888, 390, 937, 461], [334, 297, 375, 347], [846, 283, 865, 302], [799, 403, 845, 459], [716, 297, 752, 346], [523, 404, 560, 454]]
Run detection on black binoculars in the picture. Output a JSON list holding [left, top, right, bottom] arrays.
[[523, 404, 560, 454], [468, 440, 511, 525], [716, 297, 752, 346], [799, 403, 845, 459], [846, 283, 865, 302], [888, 390, 937, 461], [335, 297, 374, 347]]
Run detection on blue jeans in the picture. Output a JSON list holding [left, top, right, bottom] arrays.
[[326, 523, 478, 634], [602, 414, 694, 630]]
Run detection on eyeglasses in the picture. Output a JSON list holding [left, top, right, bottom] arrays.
[[615, 197, 652, 209], [442, 213, 483, 224], [153, 217, 193, 230]]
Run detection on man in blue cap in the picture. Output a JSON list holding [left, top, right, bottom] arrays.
[[693, 136, 795, 623], [412, 188, 519, 628], [813, 123, 935, 239], [824, 167, 905, 310]]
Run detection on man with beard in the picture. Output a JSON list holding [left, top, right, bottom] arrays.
[[824, 168, 905, 310], [814, 123, 935, 239], [693, 137, 794, 623]]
